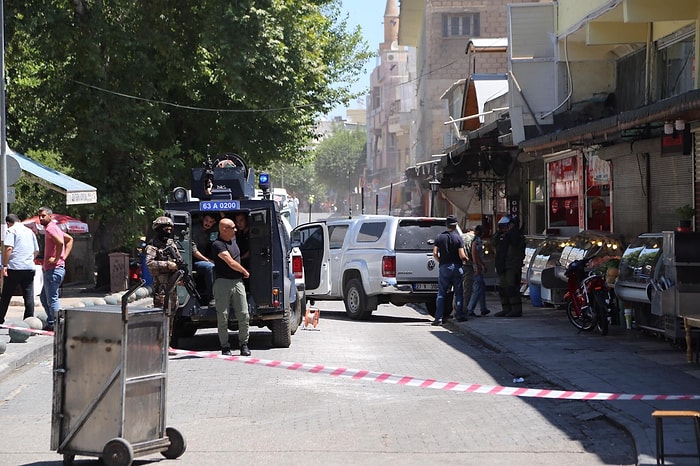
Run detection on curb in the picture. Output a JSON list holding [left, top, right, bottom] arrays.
[[0, 291, 154, 380]]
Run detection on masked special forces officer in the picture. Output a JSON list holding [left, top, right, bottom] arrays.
[[145, 216, 182, 345], [492, 215, 526, 318]]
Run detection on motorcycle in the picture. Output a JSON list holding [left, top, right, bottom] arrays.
[[563, 256, 616, 335], [129, 239, 152, 287]]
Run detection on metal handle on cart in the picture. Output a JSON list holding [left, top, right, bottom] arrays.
[[121, 279, 146, 322]]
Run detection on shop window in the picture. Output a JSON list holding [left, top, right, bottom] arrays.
[[585, 154, 611, 232], [547, 156, 580, 228], [530, 179, 544, 203]]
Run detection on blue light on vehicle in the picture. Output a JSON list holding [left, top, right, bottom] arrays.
[[259, 172, 270, 190]]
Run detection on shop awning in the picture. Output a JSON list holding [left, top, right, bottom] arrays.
[[6, 148, 97, 205]]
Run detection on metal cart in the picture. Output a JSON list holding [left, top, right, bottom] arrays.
[[50, 280, 186, 466]]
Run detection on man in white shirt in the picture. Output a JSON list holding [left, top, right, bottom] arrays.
[[0, 214, 40, 323]]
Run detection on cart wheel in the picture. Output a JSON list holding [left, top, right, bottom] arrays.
[[162, 426, 187, 459], [62, 453, 75, 465], [102, 437, 134, 466]]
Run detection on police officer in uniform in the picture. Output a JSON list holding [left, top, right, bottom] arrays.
[[145, 216, 182, 344], [492, 215, 526, 317]]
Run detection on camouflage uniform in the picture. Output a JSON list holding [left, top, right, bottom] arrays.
[[145, 235, 180, 315], [145, 217, 182, 337]]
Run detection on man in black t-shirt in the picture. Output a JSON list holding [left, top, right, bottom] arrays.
[[211, 217, 251, 356], [432, 215, 469, 325]]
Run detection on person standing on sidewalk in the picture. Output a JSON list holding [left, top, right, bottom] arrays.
[[0, 214, 40, 324], [38, 207, 73, 331], [466, 225, 491, 317], [432, 215, 469, 325], [461, 225, 475, 316], [211, 217, 251, 356], [493, 215, 526, 317]]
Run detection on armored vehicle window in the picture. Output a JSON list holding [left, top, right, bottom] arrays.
[[328, 225, 349, 249], [356, 222, 386, 243]]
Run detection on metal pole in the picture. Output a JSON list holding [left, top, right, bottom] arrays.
[[0, 0, 7, 237], [361, 187, 365, 214], [388, 183, 393, 216], [347, 169, 351, 218], [375, 194, 378, 215], [430, 190, 436, 217]]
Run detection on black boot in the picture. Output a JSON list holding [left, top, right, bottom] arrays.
[[505, 297, 523, 317]]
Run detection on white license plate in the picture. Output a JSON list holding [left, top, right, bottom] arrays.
[[414, 283, 438, 291]]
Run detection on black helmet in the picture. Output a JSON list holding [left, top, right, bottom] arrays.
[[152, 216, 173, 230]]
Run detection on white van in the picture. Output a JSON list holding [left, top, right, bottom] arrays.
[[254, 187, 290, 208]]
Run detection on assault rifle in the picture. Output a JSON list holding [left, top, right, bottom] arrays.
[[164, 243, 201, 301]]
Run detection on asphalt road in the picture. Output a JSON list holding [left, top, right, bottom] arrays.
[[0, 301, 635, 465]]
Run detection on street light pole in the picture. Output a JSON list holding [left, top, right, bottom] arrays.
[[429, 166, 440, 217], [0, 0, 7, 235]]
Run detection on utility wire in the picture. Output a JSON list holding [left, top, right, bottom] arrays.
[[73, 80, 318, 113]]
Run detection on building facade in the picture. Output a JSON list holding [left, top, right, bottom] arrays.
[[509, 1, 698, 238], [398, 0, 697, 238], [365, 0, 416, 214], [398, 0, 530, 221]]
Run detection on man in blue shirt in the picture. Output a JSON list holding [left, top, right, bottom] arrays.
[[432, 215, 469, 325]]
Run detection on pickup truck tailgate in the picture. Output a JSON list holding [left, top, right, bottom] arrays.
[[394, 220, 447, 291]]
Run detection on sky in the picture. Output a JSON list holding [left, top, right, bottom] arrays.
[[326, 0, 388, 120]]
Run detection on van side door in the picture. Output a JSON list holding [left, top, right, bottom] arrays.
[[248, 208, 274, 308], [166, 210, 194, 307], [327, 223, 351, 296], [293, 223, 331, 295]]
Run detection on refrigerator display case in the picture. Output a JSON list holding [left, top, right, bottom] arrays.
[[539, 230, 625, 306], [528, 237, 567, 305], [614, 233, 663, 306], [615, 231, 700, 339]]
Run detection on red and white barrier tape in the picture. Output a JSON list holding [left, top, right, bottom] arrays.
[[0, 323, 54, 336], [3, 323, 698, 401], [168, 348, 700, 401]]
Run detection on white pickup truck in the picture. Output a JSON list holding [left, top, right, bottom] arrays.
[[291, 215, 456, 319]]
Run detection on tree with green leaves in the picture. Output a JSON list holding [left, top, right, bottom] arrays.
[[313, 124, 366, 208], [3, 0, 372, 255]]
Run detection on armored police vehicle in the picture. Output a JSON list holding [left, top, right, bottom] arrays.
[[164, 153, 304, 348]]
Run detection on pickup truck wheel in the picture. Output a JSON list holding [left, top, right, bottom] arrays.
[[425, 302, 437, 317], [271, 313, 292, 348], [344, 278, 372, 320]]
